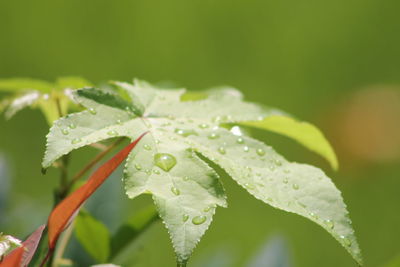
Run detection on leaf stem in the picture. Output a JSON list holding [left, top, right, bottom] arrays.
[[51, 220, 75, 267], [62, 137, 125, 195]]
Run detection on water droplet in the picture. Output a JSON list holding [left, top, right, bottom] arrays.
[[107, 130, 118, 136], [174, 128, 198, 137], [88, 108, 97, 115], [117, 119, 123, 125], [324, 219, 334, 229], [171, 187, 180, 196], [145, 169, 151, 174], [155, 139, 161, 144], [283, 169, 290, 174], [182, 214, 189, 222], [236, 137, 244, 144], [153, 169, 160, 174], [340, 236, 352, 246], [243, 146, 250, 152], [192, 215, 207, 225], [208, 133, 219, 139], [218, 147, 226, 154], [309, 212, 319, 220], [61, 129, 69, 135], [283, 178, 289, 184], [71, 138, 82, 144], [203, 206, 211, 212], [292, 184, 299, 190], [198, 123, 209, 129], [256, 148, 265, 156], [269, 165, 276, 171], [154, 153, 177, 172], [135, 163, 142, 171], [212, 116, 221, 123], [69, 123, 76, 129], [143, 144, 152, 150], [183, 176, 189, 181]]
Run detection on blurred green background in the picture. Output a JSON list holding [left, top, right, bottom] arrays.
[[1, 0, 400, 266]]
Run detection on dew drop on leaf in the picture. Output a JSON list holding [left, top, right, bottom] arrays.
[[256, 148, 265, 156], [292, 184, 299, 190], [340, 235, 352, 246], [218, 147, 226, 154], [154, 153, 177, 172], [117, 119, 123, 125], [310, 212, 319, 220], [324, 219, 334, 229], [107, 130, 118, 136], [243, 146, 250, 152], [192, 215, 207, 225], [203, 206, 211, 212], [69, 123, 76, 129], [283, 178, 289, 184], [143, 144, 152, 150], [71, 138, 82, 144], [174, 128, 198, 137], [236, 137, 244, 144], [208, 133, 219, 139], [145, 169, 151, 174], [182, 214, 189, 222], [198, 123, 209, 129], [61, 129, 69, 135], [88, 108, 97, 115], [171, 187, 180, 196], [183, 176, 189, 181], [135, 163, 142, 171]]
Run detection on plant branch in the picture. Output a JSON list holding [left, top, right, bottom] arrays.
[[63, 137, 125, 195]]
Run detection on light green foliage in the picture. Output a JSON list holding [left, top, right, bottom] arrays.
[[43, 79, 362, 265], [75, 211, 111, 263], [240, 115, 338, 170], [0, 233, 22, 257], [0, 77, 92, 124]]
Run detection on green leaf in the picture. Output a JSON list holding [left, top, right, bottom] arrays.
[[43, 79, 362, 265], [75, 210, 111, 263], [4, 91, 41, 119], [186, 127, 362, 265], [240, 115, 338, 170], [0, 78, 53, 93], [55, 76, 93, 89], [0, 76, 93, 124]]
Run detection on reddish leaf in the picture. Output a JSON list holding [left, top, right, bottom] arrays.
[[0, 224, 45, 267], [47, 134, 146, 250], [0, 246, 24, 267], [20, 224, 46, 266]]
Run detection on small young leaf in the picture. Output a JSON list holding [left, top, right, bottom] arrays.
[[4, 91, 41, 119], [0, 224, 46, 267], [75, 211, 111, 263], [240, 115, 338, 170], [0, 78, 53, 93]]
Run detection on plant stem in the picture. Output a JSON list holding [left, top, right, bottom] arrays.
[[64, 137, 125, 193], [51, 220, 75, 267]]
